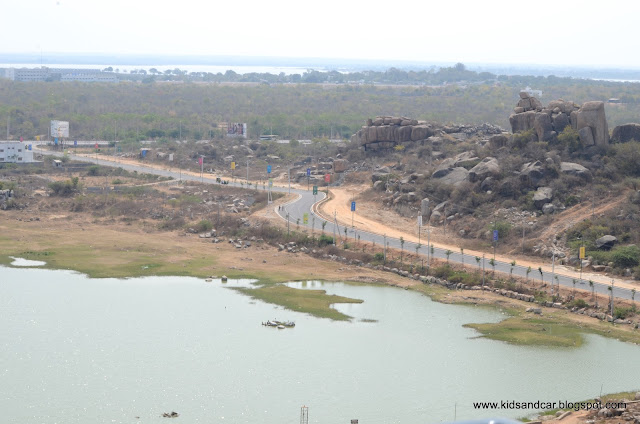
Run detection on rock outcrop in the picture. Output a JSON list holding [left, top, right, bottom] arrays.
[[468, 157, 500, 182], [351, 117, 504, 150], [596, 235, 617, 250], [351, 116, 434, 150], [611, 123, 640, 143], [509, 93, 609, 146], [576, 101, 609, 146], [533, 187, 553, 209]]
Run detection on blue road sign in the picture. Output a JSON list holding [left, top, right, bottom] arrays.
[[307, 168, 311, 177], [493, 230, 499, 242], [54, 138, 58, 145], [28, 144, 32, 151], [74, 140, 78, 146], [351, 201, 356, 212], [267, 165, 272, 174]]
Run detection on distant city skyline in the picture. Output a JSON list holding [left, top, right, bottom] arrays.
[[4, 1, 640, 68]]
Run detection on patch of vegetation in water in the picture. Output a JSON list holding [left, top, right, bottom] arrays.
[[233, 284, 363, 321]]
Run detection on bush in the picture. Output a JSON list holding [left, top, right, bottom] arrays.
[[48, 177, 80, 196], [194, 220, 213, 233], [614, 306, 634, 320], [611, 245, 640, 268], [87, 166, 100, 176], [569, 298, 589, 309], [318, 234, 334, 246], [373, 252, 385, 262]]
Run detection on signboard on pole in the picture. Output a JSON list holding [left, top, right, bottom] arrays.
[[74, 140, 78, 147], [50, 120, 69, 138], [303, 213, 308, 224], [306, 168, 311, 177], [324, 173, 331, 183], [54, 138, 58, 145], [579, 247, 585, 259], [351, 201, 356, 212], [493, 230, 499, 242], [169, 153, 174, 161], [198, 157, 203, 166], [313, 186, 318, 195], [267, 165, 272, 174], [418, 215, 422, 226], [226, 123, 247, 138], [94, 143, 99, 149], [268, 178, 273, 187], [231, 161, 236, 170]]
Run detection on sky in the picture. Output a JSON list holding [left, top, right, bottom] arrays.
[[4, 0, 640, 68]]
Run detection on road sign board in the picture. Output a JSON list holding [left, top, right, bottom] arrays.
[[306, 168, 311, 177], [324, 173, 330, 183], [267, 165, 272, 173], [54, 138, 58, 145], [313, 185, 318, 195], [351, 201, 356, 212], [303, 213, 308, 224], [418, 215, 422, 226], [231, 161, 236, 170], [579, 246, 585, 259], [94, 143, 99, 149], [74, 140, 78, 146], [268, 178, 273, 187], [493, 230, 499, 242]]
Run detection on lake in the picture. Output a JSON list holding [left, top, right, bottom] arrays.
[[1, 265, 639, 424]]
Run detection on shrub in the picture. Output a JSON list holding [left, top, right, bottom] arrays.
[[614, 306, 634, 320], [373, 252, 385, 262], [318, 234, 334, 246], [569, 298, 589, 309], [611, 245, 640, 268], [87, 166, 100, 176], [194, 220, 213, 233], [48, 177, 80, 196]]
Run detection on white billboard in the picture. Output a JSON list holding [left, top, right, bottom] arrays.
[[51, 120, 69, 138]]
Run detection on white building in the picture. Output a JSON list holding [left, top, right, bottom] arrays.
[[0, 142, 35, 163]]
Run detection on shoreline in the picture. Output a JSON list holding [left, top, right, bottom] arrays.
[[1, 209, 639, 347]]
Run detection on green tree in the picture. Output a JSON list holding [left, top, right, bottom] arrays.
[[445, 249, 452, 263], [510, 260, 516, 280], [489, 258, 496, 275], [526, 266, 532, 282], [475, 256, 481, 273]]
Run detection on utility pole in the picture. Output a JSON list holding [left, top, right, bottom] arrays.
[[246, 160, 249, 184], [551, 252, 556, 297], [333, 211, 337, 246], [522, 218, 526, 254], [287, 212, 290, 237], [610, 280, 615, 318], [482, 253, 485, 290], [383, 233, 387, 264], [288, 165, 291, 194]]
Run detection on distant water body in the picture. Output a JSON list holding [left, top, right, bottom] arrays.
[[0, 63, 325, 75]]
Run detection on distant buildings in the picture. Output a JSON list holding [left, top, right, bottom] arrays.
[[523, 86, 543, 98], [0, 141, 36, 163], [2, 67, 118, 82]]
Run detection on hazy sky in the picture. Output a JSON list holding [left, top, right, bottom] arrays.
[[4, 0, 639, 67]]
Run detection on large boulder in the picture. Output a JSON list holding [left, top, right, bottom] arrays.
[[534, 112, 556, 141], [576, 101, 609, 146], [595, 235, 617, 250], [533, 187, 554, 209], [432, 167, 469, 186], [560, 162, 591, 179], [411, 125, 433, 141], [333, 159, 348, 173], [578, 127, 595, 146], [520, 161, 545, 186], [397, 125, 412, 143], [611, 123, 640, 143], [468, 157, 500, 182], [452, 151, 479, 167], [552, 113, 571, 133], [510, 110, 537, 133]]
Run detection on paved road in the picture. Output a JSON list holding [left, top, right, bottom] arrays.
[[38, 148, 636, 302]]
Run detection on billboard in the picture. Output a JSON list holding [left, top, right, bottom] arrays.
[[227, 123, 247, 138], [51, 120, 69, 138]]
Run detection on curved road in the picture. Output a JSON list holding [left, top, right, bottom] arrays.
[[39, 148, 636, 302]]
